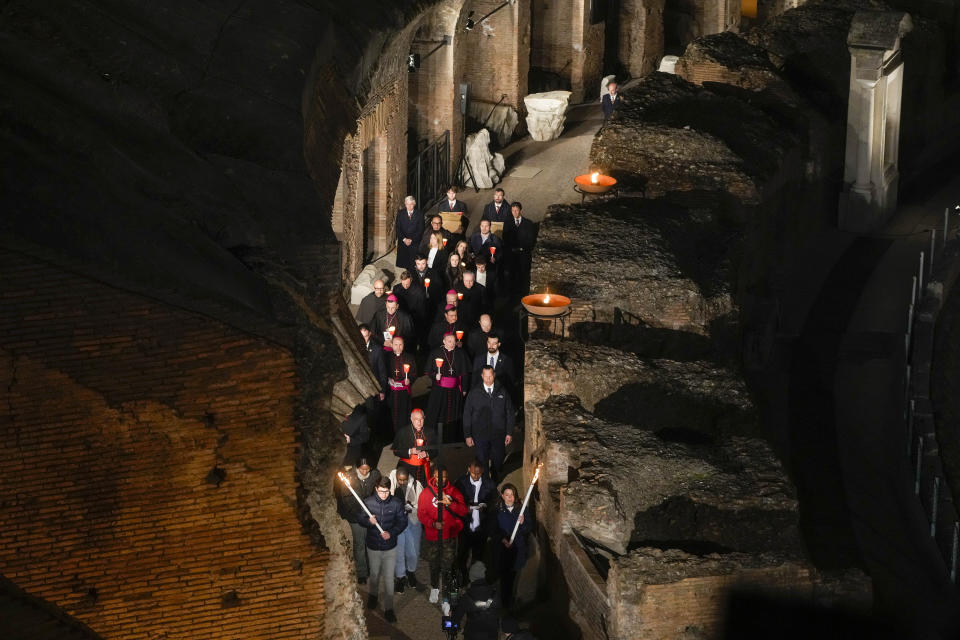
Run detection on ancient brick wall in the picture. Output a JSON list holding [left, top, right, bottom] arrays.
[[0, 248, 329, 639], [459, 0, 530, 110], [608, 560, 813, 640]]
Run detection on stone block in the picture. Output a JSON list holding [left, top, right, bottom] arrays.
[[524, 91, 572, 141], [529, 199, 737, 335], [535, 396, 800, 556]]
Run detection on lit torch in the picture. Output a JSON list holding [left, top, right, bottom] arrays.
[[337, 471, 384, 533], [509, 463, 542, 545]]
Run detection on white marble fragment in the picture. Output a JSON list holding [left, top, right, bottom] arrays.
[[460, 128, 505, 189], [523, 90, 571, 142], [658, 55, 679, 74]]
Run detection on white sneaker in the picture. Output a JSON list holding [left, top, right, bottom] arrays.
[[429, 588, 439, 604]]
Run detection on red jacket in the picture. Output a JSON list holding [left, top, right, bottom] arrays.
[[418, 477, 468, 541]]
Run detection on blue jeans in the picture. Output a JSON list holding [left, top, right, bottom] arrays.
[[395, 520, 422, 577]]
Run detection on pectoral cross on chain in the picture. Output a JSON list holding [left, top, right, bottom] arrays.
[[395, 367, 401, 377]]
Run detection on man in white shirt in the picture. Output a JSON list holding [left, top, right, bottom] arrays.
[[454, 459, 496, 576]]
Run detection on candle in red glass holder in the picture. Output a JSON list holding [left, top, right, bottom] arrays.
[[490, 246, 496, 256], [435, 357, 443, 369], [388, 325, 396, 336], [424, 277, 431, 289], [457, 292, 464, 300], [403, 363, 411, 374], [442, 238, 448, 247], [455, 330, 464, 341], [416, 438, 424, 447]]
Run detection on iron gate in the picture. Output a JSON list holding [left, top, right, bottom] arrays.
[[408, 130, 450, 213]]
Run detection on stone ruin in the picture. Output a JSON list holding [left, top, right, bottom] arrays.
[[521, 5, 895, 638]]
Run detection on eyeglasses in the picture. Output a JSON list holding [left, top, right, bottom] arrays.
[[374, 287, 385, 292]]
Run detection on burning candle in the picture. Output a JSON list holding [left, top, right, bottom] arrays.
[[425, 277, 431, 289], [457, 292, 464, 300], [591, 171, 600, 184], [489, 246, 496, 256], [455, 330, 464, 341], [434, 357, 444, 380], [403, 362, 411, 383], [544, 294, 551, 304], [509, 463, 542, 545], [388, 325, 396, 336], [416, 438, 424, 447], [442, 238, 448, 247]]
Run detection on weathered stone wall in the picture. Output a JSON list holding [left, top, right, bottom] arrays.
[[530, 0, 605, 101], [619, 0, 665, 78], [0, 248, 333, 639], [529, 198, 738, 336]]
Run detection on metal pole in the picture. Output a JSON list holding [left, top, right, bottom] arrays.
[[911, 275, 918, 309], [944, 207, 950, 249], [930, 229, 936, 276], [931, 476, 941, 538], [951, 521, 959, 583], [907, 398, 915, 457], [915, 435, 924, 495], [919, 252, 925, 296]]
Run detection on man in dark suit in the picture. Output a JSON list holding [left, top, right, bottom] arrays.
[[469, 219, 502, 277], [396, 195, 424, 272], [502, 201, 536, 295], [601, 81, 622, 121], [462, 366, 515, 482], [455, 270, 487, 329], [471, 333, 514, 401], [481, 188, 511, 223], [466, 314, 493, 361], [441, 186, 468, 215]]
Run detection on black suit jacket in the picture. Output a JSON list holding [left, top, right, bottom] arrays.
[[471, 351, 514, 392], [602, 93, 621, 119], [481, 201, 511, 224], [454, 473, 498, 529], [440, 200, 469, 215], [502, 216, 536, 253]]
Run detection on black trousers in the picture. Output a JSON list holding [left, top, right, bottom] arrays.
[[475, 437, 506, 481], [457, 526, 489, 575]]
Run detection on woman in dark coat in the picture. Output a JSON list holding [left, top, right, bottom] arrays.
[[494, 483, 531, 610], [443, 251, 465, 292]]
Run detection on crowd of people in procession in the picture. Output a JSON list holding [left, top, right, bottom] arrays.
[[337, 186, 539, 637]]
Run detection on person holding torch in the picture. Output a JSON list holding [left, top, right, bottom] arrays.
[[357, 477, 408, 623], [494, 483, 532, 610]]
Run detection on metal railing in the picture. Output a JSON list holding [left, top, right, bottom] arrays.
[[408, 130, 450, 214], [904, 206, 960, 585]]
